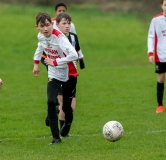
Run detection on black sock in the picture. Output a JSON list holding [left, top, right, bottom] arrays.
[[157, 82, 164, 106], [60, 120, 65, 129]]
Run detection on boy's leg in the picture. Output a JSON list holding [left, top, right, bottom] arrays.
[[71, 87, 77, 111], [157, 81, 164, 106], [60, 77, 77, 136], [58, 94, 65, 128], [156, 73, 165, 113], [47, 78, 62, 144], [155, 62, 165, 113], [57, 84, 66, 129], [45, 97, 59, 127]]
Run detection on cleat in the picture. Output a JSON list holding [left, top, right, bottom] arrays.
[[49, 138, 61, 145], [45, 116, 50, 126], [60, 123, 71, 137], [156, 106, 164, 113], [60, 134, 70, 138]]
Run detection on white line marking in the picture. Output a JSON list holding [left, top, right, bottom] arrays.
[[1, 130, 166, 141]]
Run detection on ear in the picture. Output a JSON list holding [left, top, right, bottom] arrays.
[[35, 25, 39, 30]]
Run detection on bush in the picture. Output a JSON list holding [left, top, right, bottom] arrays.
[[0, 0, 161, 14]]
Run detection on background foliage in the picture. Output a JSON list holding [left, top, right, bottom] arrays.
[[0, 0, 161, 14]]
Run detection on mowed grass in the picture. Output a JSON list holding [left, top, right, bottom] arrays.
[[0, 3, 166, 160]]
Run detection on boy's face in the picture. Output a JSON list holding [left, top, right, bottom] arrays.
[[56, 6, 66, 16], [56, 18, 71, 35], [36, 19, 53, 38], [161, 0, 166, 16]]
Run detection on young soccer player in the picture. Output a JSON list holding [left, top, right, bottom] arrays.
[[43, 3, 85, 127], [0, 78, 3, 88], [33, 12, 78, 144], [147, 0, 166, 113], [44, 13, 85, 132], [56, 13, 85, 131]]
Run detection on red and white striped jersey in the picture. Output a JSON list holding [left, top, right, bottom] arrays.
[[147, 12, 166, 62], [34, 29, 78, 82]]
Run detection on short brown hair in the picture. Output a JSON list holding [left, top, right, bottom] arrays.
[[56, 12, 72, 24], [161, 0, 166, 4], [36, 12, 51, 25]]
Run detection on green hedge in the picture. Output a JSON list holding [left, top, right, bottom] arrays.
[[0, 0, 161, 13]]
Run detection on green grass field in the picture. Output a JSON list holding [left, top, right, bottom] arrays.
[[1, 3, 166, 160]]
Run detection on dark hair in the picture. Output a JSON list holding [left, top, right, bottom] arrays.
[[161, 0, 166, 4], [56, 12, 71, 23], [36, 12, 51, 25], [55, 3, 67, 11]]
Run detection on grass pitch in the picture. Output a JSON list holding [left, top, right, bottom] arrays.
[[0, 3, 166, 160]]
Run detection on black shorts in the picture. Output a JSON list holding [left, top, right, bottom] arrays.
[[155, 62, 166, 73], [59, 76, 77, 98]]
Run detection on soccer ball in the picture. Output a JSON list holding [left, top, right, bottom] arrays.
[[103, 120, 124, 142]]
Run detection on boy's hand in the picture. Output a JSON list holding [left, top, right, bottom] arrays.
[[149, 56, 154, 64], [33, 64, 40, 76], [44, 57, 54, 66]]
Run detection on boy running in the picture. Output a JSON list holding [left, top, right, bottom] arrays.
[[44, 13, 85, 133], [33, 12, 78, 144], [147, 0, 166, 113]]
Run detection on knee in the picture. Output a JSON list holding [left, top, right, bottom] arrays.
[[158, 79, 165, 83], [158, 74, 165, 83]]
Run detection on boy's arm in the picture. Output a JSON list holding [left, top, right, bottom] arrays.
[[34, 42, 44, 61], [70, 23, 77, 34], [74, 34, 85, 69], [147, 19, 155, 64], [33, 43, 44, 76], [33, 63, 40, 76], [53, 35, 78, 66], [147, 19, 155, 57], [70, 24, 85, 69]]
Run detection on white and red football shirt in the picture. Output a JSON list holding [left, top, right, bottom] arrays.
[[147, 12, 166, 62], [34, 29, 78, 82]]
